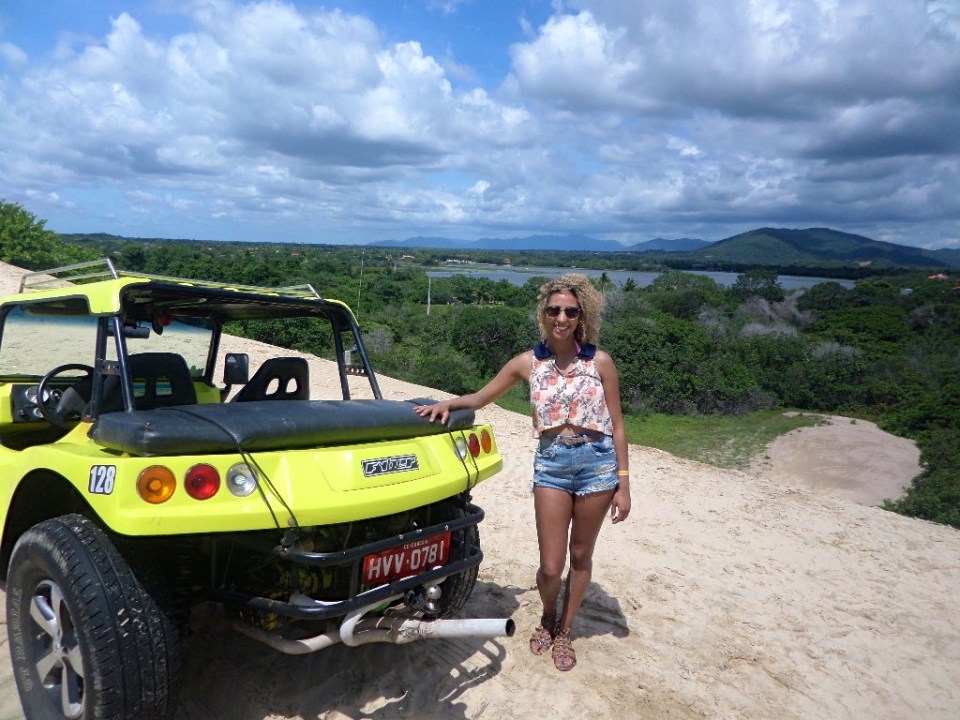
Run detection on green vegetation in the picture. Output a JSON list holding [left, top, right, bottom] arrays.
[[620, 411, 827, 470], [3, 203, 958, 530], [497, 394, 827, 469], [0, 201, 98, 268]]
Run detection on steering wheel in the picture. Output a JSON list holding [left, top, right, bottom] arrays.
[[35, 364, 95, 430]]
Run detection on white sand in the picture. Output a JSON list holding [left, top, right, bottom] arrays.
[[0, 261, 957, 720]]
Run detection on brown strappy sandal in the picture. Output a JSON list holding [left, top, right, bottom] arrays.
[[529, 614, 555, 656], [552, 628, 576, 671]]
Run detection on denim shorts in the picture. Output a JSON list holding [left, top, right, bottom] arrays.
[[532, 433, 620, 496]]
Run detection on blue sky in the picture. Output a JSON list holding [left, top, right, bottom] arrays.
[[1, 0, 958, 249]]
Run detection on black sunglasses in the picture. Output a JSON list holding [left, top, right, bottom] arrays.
[[544, 305, 581, 319]]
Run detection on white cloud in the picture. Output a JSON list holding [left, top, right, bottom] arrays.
[[469, 180, 490, 196], [528, 0, 960, 117], [0, 0, 957, 247], [2, 3, 530, 219], [0, 41, 27, 66], [426, 0, 471, 17], [509, 11, 647, 111]]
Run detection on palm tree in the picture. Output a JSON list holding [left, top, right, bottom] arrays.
[[598, 272, 611, 296]]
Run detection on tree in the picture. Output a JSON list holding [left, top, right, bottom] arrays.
[[473, 278, 497, 305], [603, 313, 723, 414], [449, 306, 535, 378], [729, 268, 785, 303], [647, 270, 725, 320], [449, 275, 475, 304], [597, 272, 611, 296], [796, 281, 853, 314], [0, 201, 97, 269], [412, 348, 482, 396]]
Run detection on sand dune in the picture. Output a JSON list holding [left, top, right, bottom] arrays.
[[0, 262, 956, 720]]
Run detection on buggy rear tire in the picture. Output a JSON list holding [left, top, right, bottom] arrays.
[[5, 514, 181, 720], [435, 506, 480, 618]]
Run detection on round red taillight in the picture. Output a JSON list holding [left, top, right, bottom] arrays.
[[468, 433, 481, 458], [480, 429, 492, 454], [185, 464, 220, 500]]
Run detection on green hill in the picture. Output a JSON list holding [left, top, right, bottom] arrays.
[[683, 227, 956, 269]]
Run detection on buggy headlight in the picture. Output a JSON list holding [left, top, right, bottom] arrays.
[[227, 463, 258, 497]]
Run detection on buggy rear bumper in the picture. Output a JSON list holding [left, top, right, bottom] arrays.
[[212, 502, 485, 622]]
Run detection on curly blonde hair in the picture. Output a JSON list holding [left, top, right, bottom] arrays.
[[536, 273, 603, 346]]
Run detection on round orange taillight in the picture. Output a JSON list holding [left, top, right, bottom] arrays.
[[468, 433, 481, 458], [185, 464, 220, 500], [137, 466, 176, 504], [480, 429, 492, 454]]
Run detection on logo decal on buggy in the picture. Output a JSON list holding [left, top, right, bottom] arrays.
[[361, 455, 419, 477], [88, 465, 117, 495]]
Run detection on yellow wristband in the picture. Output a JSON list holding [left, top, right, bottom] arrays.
[[617, 470, 630, 477]]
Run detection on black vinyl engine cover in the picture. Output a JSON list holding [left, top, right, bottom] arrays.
[[88, 398, 473, 456]]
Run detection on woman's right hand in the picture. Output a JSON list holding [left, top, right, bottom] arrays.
[[412, 353, 528, 428], [413, 400, 452, 424]]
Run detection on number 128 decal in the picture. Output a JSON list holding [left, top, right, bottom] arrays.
[[88, 465, 117, 495]]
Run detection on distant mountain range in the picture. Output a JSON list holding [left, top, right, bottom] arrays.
[[371, 234, 630, 252], [369, 228, 959, 269], [370, 233, 713, 253], [60, 227, 959, 269], [628, 237, 713, 252]]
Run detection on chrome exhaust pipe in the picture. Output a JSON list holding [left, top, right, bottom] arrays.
[[386, 616, 516, 644], [231, 620, 342, 655], [341, 610, 515, 646], [233, 595, 514, 654], [340, 597, 402, 647]]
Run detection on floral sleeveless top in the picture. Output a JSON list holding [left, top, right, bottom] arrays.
[[529, 342, 612, 436]]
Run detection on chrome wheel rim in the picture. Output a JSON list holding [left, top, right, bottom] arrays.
[[28, 579, 84, 719]]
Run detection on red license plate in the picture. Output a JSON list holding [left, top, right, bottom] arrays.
[[362, 531, 451, 585]]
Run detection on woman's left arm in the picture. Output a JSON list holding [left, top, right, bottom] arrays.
[[596, 350, 631, 523]]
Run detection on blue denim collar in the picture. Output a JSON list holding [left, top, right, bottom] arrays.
[[534, 341, 597, 360]]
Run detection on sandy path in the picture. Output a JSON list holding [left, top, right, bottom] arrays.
[[748, 414, 922, 506], [0, 263, 957, 720]]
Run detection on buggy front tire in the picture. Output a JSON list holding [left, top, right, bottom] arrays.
[[5, 514, 181, 720]]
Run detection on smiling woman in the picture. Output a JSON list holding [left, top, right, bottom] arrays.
[[414, 272, 631, 672]]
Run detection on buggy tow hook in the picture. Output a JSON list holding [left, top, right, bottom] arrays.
[[230, 596, 515, 654]]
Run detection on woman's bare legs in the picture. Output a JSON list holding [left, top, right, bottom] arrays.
[[533, 487, 615, 667], [533, 487, 575, 621], [557, 489, 615, 631]]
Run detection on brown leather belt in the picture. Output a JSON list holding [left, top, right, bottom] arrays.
[[546, 433, 603, 446]]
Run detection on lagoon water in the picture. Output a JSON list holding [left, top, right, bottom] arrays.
[[427, 265, 854, 290]]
